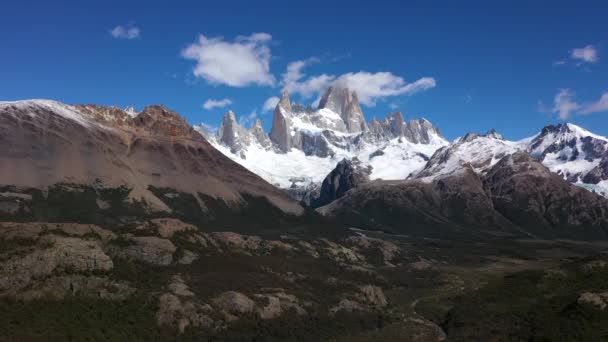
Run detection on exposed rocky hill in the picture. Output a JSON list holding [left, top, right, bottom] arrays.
[[0, 99, 305, 228]]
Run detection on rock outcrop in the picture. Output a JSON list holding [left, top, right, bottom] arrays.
[[318, 86, 367, 133], [313, 158, 372, 207], [269, 90, 293, 152]]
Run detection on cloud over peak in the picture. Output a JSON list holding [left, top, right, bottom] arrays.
[[280, 60, 436, 107], [551, 88, 608, 119], [182, 33, 275, 87], [333, 72, 436, 106]]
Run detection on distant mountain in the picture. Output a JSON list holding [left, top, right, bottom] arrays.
[[526, 123, 608, 197], [199, 87, 608, 204], [198, 86, 448, 199], [0, 99, 305, 228], [320, 151, 608, 239]]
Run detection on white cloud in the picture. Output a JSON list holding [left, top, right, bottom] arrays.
[[553, 89, 580, 120], [203, 98, 232, 110], [333, 72, 436, 106], [581, 92, 608, 115], [571, 45, 598, 64], [110, 25, 140, 39], [282, 59, 336, 99], [262, 96, 280, 112], [280, 60, 436, 106], [549, 89, 608, 119], [182, 33, 275, 87]]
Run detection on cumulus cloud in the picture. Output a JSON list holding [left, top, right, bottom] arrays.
[[203, 98, 232, 110], [553, 89, 580, 120], [581, 92, 608, 115], [280, 60, 436, 106], [282, 59, 336, 99], [262, 96, 280, 112], [333, 72, 436, 106], [110, 24, 140, 39], [571, 45, 599, 64], [181, 33, 275, 87], [550, 89, 608, 119]]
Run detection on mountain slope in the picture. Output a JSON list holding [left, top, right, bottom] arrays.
[[0, 99, 305, 227], [320, 151, 608, 239]]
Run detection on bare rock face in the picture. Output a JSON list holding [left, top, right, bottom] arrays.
[[358, 285, 388, 307], [313, 158, 372, 208], [318, 86, 367, 133], [578, 291, 608, 310], [218, 111, 249, 155], [250, 119, 272, 148], [212, 291, 256, 315], [253, 291, 306, 319], [363, 111, 444, 145], [269, 90, 293, 152], [114, 236, 177, 266], [583, 156, 608, 184]]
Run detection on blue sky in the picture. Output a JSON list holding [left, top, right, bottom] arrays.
[[1, 0, 607, 140]]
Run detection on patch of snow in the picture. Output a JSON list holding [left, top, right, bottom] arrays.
[[0, 99, 103, 129]]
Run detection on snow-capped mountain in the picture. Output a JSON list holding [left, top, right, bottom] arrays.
[[197, 87, 448, 192], [413, 130, 522, 181], [198, 86, 608, 200], [405, 123, 608, 198], [526, 123, 608, 197]]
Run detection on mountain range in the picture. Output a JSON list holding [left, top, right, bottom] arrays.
[[199, 86, 608, 205], [2, 92, 608, 340]]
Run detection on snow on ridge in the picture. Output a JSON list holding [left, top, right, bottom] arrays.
[[0, 99, 99, 128]]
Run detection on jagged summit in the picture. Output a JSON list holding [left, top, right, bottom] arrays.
[[318, 86, 366, 133], [205, 86, 448, 195]]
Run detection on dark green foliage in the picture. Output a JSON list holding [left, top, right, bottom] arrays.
[[0, 297, 175, 342], [0, 184, 150, 225], [182, 311, 391, 342], [443, 256, 608, 341], [148, 187, 324, 233]]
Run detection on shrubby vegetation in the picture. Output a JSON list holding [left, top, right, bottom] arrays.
[[443, 256, 608, 341]]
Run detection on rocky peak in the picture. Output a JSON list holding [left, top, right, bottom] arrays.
[[269, 91, 293, 153], [313, 157, 372, 208], [386, 111, 405, 136], [133, 105, 197, 138], [318, 86, 366, 133], [250, 119, 272, 148], [278, 90, 292, 113], [404, 119, 442, 144], [485, 129, 504, 140], [218, 111, 249, 154]]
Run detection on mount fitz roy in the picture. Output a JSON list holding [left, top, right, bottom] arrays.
[[197, 86, 448, 201], [198, 86, 608, 204]]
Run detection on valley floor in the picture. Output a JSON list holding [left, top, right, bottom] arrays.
[[1, 219, 607, 341]]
